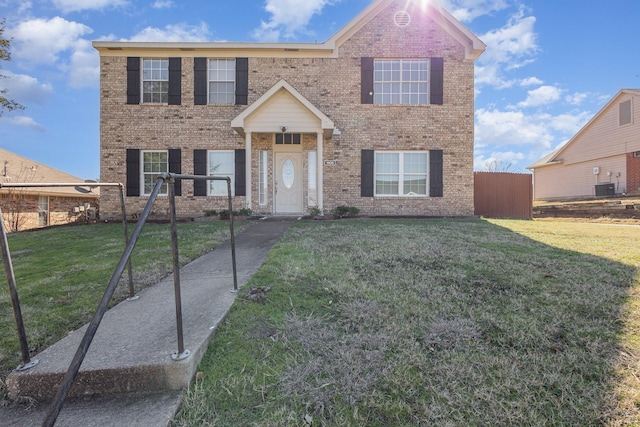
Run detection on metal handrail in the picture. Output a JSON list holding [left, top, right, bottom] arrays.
[[0, 182, 132, 371], [42, 173, 237, 426]]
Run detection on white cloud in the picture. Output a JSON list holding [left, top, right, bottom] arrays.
[[440, 0, 509, 23], [51, 0, 128, 13], [252, 0, 339, 42], [565, 92, 589, 106], [476, 8, 538, 88], [152, 0, 173, 9], [0, 70, 54, 105], [67, 39, 99, 88], [126, 23, 211, 42], [1, 115, 45, 132], [520, 77, 543, 87], [10, 17, 93, 66], [518, 85, 562, 108], [475, 106, 590, 152], [546, 111, 592, 134], [476, 108, 553, 150]]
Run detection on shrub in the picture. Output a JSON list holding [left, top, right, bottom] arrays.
[[331, 205, 360, 218]]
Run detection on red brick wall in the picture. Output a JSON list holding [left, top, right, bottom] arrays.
[[627, 152, 640, 195]]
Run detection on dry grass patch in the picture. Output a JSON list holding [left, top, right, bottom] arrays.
[[174, 219, 640, 426]]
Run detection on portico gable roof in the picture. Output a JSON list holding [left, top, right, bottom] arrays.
[[231, 79, 335, 139]]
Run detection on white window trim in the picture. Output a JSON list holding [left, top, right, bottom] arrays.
[[374, 151, 429, 197], [374, 59, 430, 105], [141, 58, 169, 104], [259, 150, 268, 205], [141, 150, 168, 196], [308, 150, 317, 207], [208, 59, 236, 105], [208, 150, 235, 196]]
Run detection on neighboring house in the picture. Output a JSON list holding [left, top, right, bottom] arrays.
[[0, 148, 99, 232], [528, 89, 640, 201], [93, 0, 485, 218]]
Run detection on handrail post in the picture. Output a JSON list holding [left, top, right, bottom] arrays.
[[227, 178, 238, 292], [119, 184, 136, 299], [0, 207, 38, 371], [42, 177, 166, 427], [168, 175, 190, 361]]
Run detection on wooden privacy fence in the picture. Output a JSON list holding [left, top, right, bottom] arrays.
[[474, 172, 533, 219]]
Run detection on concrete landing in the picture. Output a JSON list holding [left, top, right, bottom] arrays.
[[2, 218, 293, 425]]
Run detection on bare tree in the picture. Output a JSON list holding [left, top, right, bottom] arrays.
[[2, 164, 37, 232], [0, 19, 24, 116], [483, 159, 513, 172]]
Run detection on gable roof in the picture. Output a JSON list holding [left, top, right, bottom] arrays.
[[93, 0, 485, 61], [528, 89, 640, 170], [0, 148, 99, 198], [329, 0, 485, 60], [231, 80, 335, 139]]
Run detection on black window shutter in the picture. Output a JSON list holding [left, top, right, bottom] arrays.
[[430, 57, 444, 105], [235, 58, 249, 105], [194, 149, 207, 196], [194, 58, 207, 105], [126, 57, 140, 105], [361, 149, 374, 197], [168, 58, 182, 105], [429, 150, 443, 197], [361, 57, 374, 104], [168, 149, 182, 196], [234, 149, 246, 196], [126, 149, 140, 196]]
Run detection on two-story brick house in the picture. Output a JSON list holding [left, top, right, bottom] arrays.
[[93, 0, 485, 218]]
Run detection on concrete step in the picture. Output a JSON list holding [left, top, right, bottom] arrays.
[[5, 219, 293, 401]]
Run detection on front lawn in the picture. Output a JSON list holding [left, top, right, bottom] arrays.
[[173, 219, 640, 426], [0, 220, 244, 388]]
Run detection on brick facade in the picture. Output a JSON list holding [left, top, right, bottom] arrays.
[[627, 152, 640, 195], [96, 0, 483, 218]]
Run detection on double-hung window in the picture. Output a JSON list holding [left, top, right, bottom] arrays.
[[142, 150, 168, 195], [209, 151, 235, 196], [142, 58, 169, 103], [375, 152, 428, 196], [374, 59, 429, 105], [208, 59, 235, 104]]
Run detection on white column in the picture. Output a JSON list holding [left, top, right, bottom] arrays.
[[245, 132, 252, 210], [317, 133, 324, 213]]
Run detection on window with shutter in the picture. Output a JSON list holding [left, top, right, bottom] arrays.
[[361, 57, 443, 105]]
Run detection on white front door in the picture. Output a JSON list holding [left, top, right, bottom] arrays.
[[275, 152, 303, 213]]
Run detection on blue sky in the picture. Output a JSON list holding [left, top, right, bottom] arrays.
[[0, 0, 639, 180]]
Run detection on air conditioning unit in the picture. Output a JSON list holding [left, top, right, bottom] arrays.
[[593, 167, 600, 175]]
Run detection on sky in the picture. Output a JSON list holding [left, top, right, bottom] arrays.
[[0, 0, 639, 180]]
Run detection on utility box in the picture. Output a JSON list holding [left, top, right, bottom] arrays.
[[595, 183, 615, 197]]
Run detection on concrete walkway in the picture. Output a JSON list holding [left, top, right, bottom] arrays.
[[1, 218, 293, 426]]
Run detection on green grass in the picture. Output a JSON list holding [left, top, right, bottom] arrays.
[[0, 220, 245, 386], [172, 219, 640, 426]]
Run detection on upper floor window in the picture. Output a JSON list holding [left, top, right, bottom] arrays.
[[142, 59, 169, 104], [142, 150, 168, 195], [209, 59, 236, 105], [374, 59, 429, 105], [375, 151, 428, 196], [620, 100, 632, 126]]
